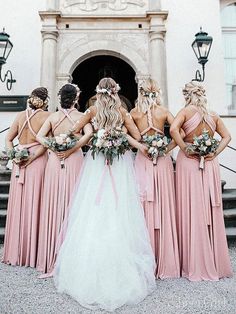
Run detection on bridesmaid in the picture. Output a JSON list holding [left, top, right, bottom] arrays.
[[36, 84, 92, 275], [2, 87, 50, 267], [131, 79, 180, 279], [170, 81, 233, 281]]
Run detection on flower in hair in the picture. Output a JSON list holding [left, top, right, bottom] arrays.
[[96, 83, 120, 96]]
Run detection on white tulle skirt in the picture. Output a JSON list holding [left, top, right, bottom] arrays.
[[54, 152, 156, 312]]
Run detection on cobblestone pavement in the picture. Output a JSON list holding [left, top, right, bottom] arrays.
[[0, 245, 236, 314]]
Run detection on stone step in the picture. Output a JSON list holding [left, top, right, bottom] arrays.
[[0, 209, 7, 228], [225, 227, 236, 240], [222, 189, 236, 209], [224, 208, 236, 228], [0, 193, 9, 210], [0, 227, 5, 244], [0, 169, 11, 181], [0, 181, 10, 194]]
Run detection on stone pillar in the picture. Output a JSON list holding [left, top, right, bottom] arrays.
[[148, 13, 168, 107], [40, 12, 60, 111]]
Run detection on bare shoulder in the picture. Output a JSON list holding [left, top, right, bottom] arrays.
[[209, 110, 219, 122]]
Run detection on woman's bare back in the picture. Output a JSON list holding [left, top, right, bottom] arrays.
[[130, 106, 170, 136], [17, 110, 50, 145]]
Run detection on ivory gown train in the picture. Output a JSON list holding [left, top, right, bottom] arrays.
[[176, 110, 233, 281], [2, 109, 48, 267], [54, 151, 156, 312], [36, 108, 84, 274]]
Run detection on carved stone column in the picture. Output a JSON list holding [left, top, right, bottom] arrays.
[[39, 12, 60, 111], [148, 12, 168, 107]]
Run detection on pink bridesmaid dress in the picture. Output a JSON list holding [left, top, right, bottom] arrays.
[[135, 109, 180, 279], [2, 109, 48, 267], [176, 111, 233, 281], [36, 108, 84, 275]]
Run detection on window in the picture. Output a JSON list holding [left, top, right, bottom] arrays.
[[221, 3, 236, 114]]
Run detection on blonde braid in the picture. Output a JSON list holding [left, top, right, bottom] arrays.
[[136, 78, 162, 113], [183, 82, 209, 119]]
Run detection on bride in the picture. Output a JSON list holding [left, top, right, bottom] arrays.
[[54, 78, 156, 311]]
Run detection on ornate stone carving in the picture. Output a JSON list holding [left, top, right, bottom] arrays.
[[62, 0, 146, 12]]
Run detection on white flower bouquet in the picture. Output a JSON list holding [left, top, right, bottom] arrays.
[[90, 128, 130, 165], [7, 147, 30, 177], [186, 129, 219, 169], [142, 134, 170, 165], [44, 133, 78, 168]]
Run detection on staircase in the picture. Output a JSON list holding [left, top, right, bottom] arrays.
[[0, 170, 236, 244], [0, 169, 11, 243]]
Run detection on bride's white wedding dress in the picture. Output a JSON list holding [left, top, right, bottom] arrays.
[[54, 151, 156, 312]]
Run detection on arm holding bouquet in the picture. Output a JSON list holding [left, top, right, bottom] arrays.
[[204, 115, 231, 161], [56, 123, 93, 160], [170, 109, 199, 160]]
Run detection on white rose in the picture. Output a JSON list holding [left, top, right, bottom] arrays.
[[55, 136, 64, 145], [156, 139, 163, 147], [205, 139, 211, 146], [97, 129, 106, 138], [60, 134, 67, 139]]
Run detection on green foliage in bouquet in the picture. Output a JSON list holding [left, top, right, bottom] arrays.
[[90, 128, 130, 165]]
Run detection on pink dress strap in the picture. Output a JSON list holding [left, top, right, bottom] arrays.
[[183, 111, 216, 136], [18, 109, 43, 139], [140, 107, 164, 136], [52, 108, 77, 133]]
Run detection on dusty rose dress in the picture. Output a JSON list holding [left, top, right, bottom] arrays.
[[2, 109, 47, 267], [135, 109, 180, 279], [176, 111, 233, 281], [36, 108, 84, 275]]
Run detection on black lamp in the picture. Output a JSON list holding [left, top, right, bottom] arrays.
[[192, 28, 213, 82], [0, 28, 16, 90]]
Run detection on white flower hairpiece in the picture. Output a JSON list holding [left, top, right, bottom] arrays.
[[96, 84, 121, 96]]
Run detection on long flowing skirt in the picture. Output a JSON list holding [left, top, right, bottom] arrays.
[[2, 144, 47, 267], [54, 152, 156, 312], [36, 149, 84, 274], [176, 150, 233, 281], [135, 151, 180, 279]]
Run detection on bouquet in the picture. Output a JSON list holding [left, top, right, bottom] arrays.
[[90, 128, 130, 165], [186, 129, 219, 169], [44, 133, 78, 168], [142, 134, 170, 165], [7, 147, 30, 177]]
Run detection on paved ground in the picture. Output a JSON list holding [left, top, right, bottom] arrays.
[[0, 245, 236, 314]]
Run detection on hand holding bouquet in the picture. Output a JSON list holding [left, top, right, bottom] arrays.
[[142, 134, 170, 165], [186, 129, 219, 169], [7, 147, 30, 177], [44, 133, 79, 168], [90, 128, 130, 165]]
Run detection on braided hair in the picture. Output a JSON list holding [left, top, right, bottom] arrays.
[[58, 84, 80, 109], [28, 87, 49, 110]]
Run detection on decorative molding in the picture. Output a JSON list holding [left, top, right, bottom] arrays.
[[62, 0, 146, 12]]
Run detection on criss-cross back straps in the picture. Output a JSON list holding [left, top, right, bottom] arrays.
[[18, 109, 43, 139], [140, 106, 164, 136], [52, 108, 77, 133], [183, 111, 216, 136]]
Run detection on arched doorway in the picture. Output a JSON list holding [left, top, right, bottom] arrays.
[[72, 55, 138, 112]]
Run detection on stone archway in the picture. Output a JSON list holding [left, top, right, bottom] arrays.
[[71, 55, 138, 112]]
